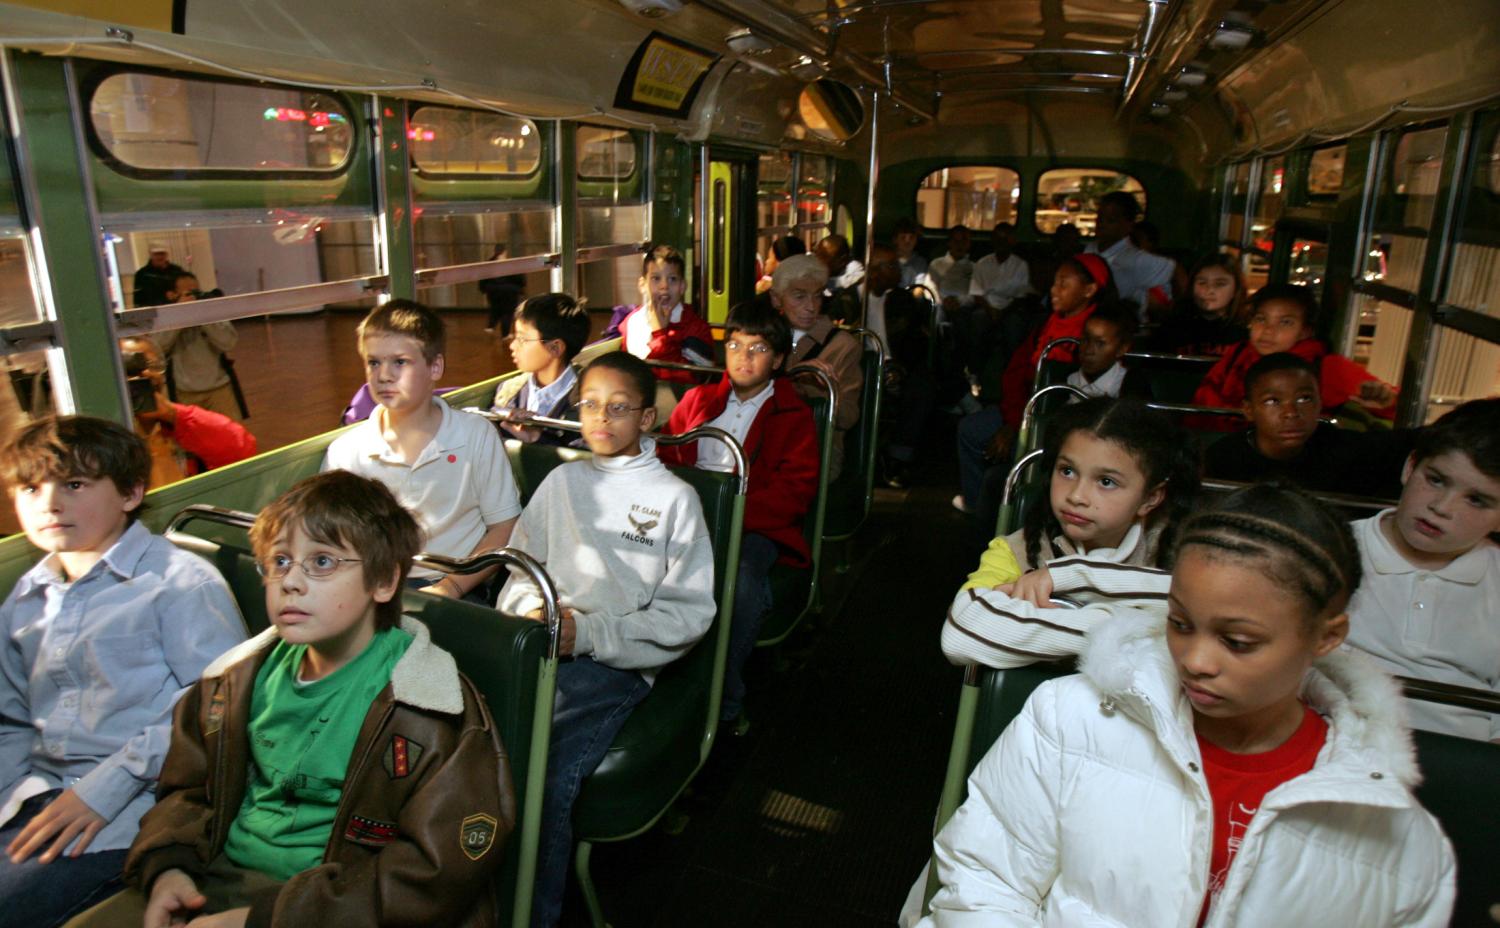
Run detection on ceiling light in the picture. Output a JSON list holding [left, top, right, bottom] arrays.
[[726, 28, 774, 56], [616, 0, 682, 17], [1149, 102, 1171, 118], [1161, 87, 1188, 102], [1209, 21, 1257, 49], [1175, 66, 1207, 87]]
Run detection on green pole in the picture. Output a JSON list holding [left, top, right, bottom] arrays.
[[375, 96, 415, 300]]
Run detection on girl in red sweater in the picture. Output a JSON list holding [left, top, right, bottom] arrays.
[[1192, 283, 1396, 429]]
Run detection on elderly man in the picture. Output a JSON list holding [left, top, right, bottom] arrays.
[[769, 254, 864, 481]]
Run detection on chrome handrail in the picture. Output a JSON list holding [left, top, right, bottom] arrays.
[[166, 504, 254, 535], [839, 324, 889, 367], [465, 409, 750, 495], [1200, 479, 1397, 514], [1001, 448, 1046, 510], [1031, 336, 1081, 392], [641, 359, 725, 376], [785, 363, 838, 417], [413, 547, 565, 661], [1123, 350, 1220, 364], [1397, 676, 1500, 714], [1020, 384, 1089, 438]]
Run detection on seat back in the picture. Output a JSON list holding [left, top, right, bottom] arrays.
[[1124, 352, 1218, 404], [824, 339, 885, 540], [165, 509, 555, 928], [1411, 728, 1500, 926]]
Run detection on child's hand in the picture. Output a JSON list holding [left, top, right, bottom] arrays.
[[1008, 567, 1054, 608], [186, 907, 249, 928], [6, 788, 106, 864], [500, 419, 542, 444], [1354, 380, 1396, 408], [525, 607, 577, 656], [144, 869, 207, 928]]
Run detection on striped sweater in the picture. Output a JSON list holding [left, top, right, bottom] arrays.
[[942, 555, 1170, 669]]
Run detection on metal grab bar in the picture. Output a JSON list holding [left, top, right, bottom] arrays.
[[413, 547, 565, 661], [1031, 336, 1081, 393], [1144, 401, 1251, 418], [466, 409, 751, 495], [1019, 383, 1089, 438], [1397, 676, 1500, 715], [641, 359, 725, 376], [1001, 448, 1046, 510], [1200, 479, 1397, 513], [785, 363, 838, 415], [840, 324, 889, 368], [1121, 350, 1221, 364], [166, 504, 255, 535]]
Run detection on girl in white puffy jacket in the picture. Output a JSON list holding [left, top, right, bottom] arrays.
[[923, 484, 1455, 928]]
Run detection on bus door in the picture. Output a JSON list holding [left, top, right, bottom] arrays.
[[694, 150, 757, 325]]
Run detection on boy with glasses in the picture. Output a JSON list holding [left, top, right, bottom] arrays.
[[492, 293, 592, 446], [660, 301, 819, 727], [67, 470, 513, 927], [496, 351, 715, 927]]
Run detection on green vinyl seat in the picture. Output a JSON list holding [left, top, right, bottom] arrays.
[[757, 391, 834, 647], [823, 346, 885, 541], [1409, 729, 1500, 925]]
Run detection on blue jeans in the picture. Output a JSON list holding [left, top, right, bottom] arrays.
[[957, 405, 1004, 512], [533, 657, 649, 928], [0, 791, 128, 928], [721, 533, 780, 721]]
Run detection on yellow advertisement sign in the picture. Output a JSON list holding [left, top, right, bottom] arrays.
[[616, 32, 718, 118]]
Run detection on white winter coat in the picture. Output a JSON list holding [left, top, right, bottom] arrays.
[[922, 609, 1455, 928]]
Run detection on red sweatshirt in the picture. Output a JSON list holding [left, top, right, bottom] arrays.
[[168, 403, 259, 472], [1192, 338, 1396, 430], [1000, 305, 1098, 430], [658, 376, 819, 567], [621, 303, 716, 383]]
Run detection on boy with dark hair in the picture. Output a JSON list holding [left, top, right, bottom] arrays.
[[324, 299, 521, 601], [492, 293, 592, 446], [891, 217, 927, 288], [1344, 397, 1500, 742], [0, 416, 243, 928], [660, 301, 819, 724], [1065, 303, 1151, 400], [67, 470, 514, 927], [1202, 353, 1414, 497], [614, 246, 715, 376], [496, 351, 715, 927]]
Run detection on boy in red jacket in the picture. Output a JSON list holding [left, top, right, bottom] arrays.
[[659, 300, 819, 725], [1192, 283, 1396, 429], [616, 245, 715, 383]]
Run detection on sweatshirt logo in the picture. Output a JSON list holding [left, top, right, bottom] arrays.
[[622, 505, 660, 547]]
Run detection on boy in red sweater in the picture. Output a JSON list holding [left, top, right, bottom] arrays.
[[1192, 283, 1396, 429], [615, 245, 715, 383], [659, 300, 819, 724]]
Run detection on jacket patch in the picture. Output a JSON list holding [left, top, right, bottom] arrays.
[[383, 735, 424, 779], [205, 690, 226, 735], [344, 815, 398, 847], [461, 813, 498, 861]]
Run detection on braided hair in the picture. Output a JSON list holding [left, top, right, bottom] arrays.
[[1023, 397, 1202, 569], [1173, 483, 1363, 625]]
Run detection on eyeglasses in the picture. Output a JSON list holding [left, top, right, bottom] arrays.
[[256, 553, 363, 580], [577, 399, 647, 420], [509, 333, 549, 344], [724, 340, 773, 356]]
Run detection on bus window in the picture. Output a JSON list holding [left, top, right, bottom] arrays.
[[577, 127, 648, 309], [89, 72, 353, 175], [797, 155, 832, 247], [1034, 168, 1143, 236], [1242, 156, 1284, 294], [757, 151, 793, 261], [1305, 145, 1347, 197], [917, 166, 1020, 231], [1289, 237, 1328, 296], [409, 107, 540, 176], [577, 126, 638, 180], [1223, 161, 1252, 245]]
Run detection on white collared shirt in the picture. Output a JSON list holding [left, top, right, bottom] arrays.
[[1066, 361, 1129, 399], [969, 252, 1032, 311], [698, 381, 776, 473], [863, 290, 889, 351], [323, 399, 522, 577], [524, 365, 577, 416], [1087, 238, 1174, 320], [1344, 510, 1500, 741], [926, 254, 975, 301]]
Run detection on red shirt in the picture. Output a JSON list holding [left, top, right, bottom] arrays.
[[1000, 304, 1097, 429], [1195, 704, 1328, 926]]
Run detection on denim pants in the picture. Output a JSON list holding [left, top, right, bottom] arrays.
[[533, 657, 649, 928], [0, 791, 128, 928], [720, 533, 781, 721], [957, 405, 1004, 511]]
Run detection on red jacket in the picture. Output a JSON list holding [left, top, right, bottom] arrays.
[[658, 376, 819, 567], [1001, 306, 1097, 429], [1192, 338, 1396, 430], [621, 303, 715, 384], [169, 403, 259, 472]]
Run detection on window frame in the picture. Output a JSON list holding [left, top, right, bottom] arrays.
[[1030, 166, 1147, 236], [911, 163, 1024, 233], [82, 66, 359, 182], [406, 104, 543, 181]]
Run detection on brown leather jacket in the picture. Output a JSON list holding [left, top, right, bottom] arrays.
[[788, 317, 865, 480], [125, 617, 516, 928]]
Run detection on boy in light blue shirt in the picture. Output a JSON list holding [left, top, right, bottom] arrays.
[[0, 416, 243, 927]]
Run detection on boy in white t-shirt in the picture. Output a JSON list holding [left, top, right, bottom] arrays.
[[1344, 397, 1500, 742], [323, 300, 521, 601]]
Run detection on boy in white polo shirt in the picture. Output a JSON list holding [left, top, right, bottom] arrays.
[[323, 300, 521, 600], [1344, 397, 1500, 742]]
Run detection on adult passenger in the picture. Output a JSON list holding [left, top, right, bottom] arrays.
[[156, 272, 246, 421], [1086, 191, 1174, 321], [968, 221, 1032, 314], [770, 254, 863, 480], [130, 244, 187, 309], [815, 233, 865, 291], [479, 243, 526, 336], [892, 217, 928, 289], [925, 225, 975, 320]]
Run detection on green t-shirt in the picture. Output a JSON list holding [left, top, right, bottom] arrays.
[[224, 627, 413, 880]]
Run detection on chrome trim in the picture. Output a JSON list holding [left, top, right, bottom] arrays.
[[1032, 336, 1080, 392], [1001, 448, 1046, 510], [415, 254, 558, 288], [99, 205, 374, 233], [1019, 384, 1088, 437], [114, 276, 387, 334], [413, 547, 564, 661], [0, 319, 57, 355], [576, 241, 650, 264]]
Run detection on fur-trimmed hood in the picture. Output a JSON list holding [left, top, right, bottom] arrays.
[[200, 615, 464, 715], [1079, 608, 1423, 789]]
